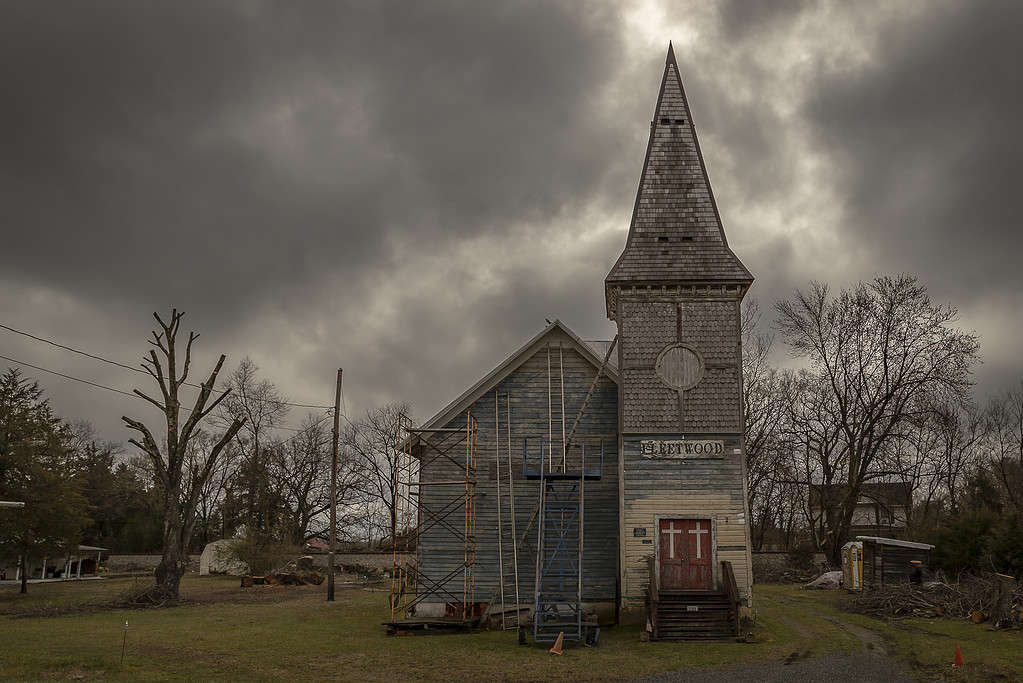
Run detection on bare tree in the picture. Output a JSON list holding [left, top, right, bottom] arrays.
[[741, 299, 793, 549], [122, 310, 245, 599], [775, 276, 980, 562], [268, 414, 363, 545], [987, 383, 1023, 512], [881, 408, 945, 529], [187, 431, 241, 547], [218, 357, 289, 533], [933, 401, 986, 514], [777, 369, 847, 551], [344, 402, 411, 547]]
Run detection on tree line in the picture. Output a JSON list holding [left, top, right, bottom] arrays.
[[0, 310, 411, 597], [3, 276, 1021, 599], [743, 275, 1022, 576]]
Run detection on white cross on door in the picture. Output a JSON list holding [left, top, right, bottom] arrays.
[[688, 521, 708, 559], [661, 521, 684, 559]]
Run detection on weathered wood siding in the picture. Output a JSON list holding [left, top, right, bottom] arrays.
[[862, 542, 931, 588], [614, 296, 754, 615], [603, 48, 756, 621], [620, 434, 752, 608], [417, 329, 620, 609]]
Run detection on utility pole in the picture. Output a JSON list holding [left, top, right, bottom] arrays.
[[327, 368, 342, 602]]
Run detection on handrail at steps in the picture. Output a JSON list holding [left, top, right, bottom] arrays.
[[646, 555, 658, 604], [646, 555, 659, 639], [720, 560, 740, 637]]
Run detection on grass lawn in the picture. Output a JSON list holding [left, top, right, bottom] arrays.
[[0, 578, 1019, 681], [758, 584, 1023, 681]]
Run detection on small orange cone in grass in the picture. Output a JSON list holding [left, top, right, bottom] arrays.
[[953, 646, 964, 668], [549, 632, 564, 655]]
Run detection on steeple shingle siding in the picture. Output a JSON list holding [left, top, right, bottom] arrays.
[[605, 45, 753, 295]]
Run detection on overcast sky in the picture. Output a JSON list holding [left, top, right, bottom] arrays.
[[2, 0, 1021, 444]]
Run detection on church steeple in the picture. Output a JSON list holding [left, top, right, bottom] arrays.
[[605, 43, 752, 318]]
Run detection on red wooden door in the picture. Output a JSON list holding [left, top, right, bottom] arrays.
[[658, 518, 713, 590]]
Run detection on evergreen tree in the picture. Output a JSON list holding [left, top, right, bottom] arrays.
[[0, 369, 89, 593]]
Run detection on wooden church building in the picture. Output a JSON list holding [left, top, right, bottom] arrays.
[[397, 44, 754, 641]]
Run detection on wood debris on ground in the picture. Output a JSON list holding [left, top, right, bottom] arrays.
[[241, 556, 325, 588], [846, 573, 1021, 627]]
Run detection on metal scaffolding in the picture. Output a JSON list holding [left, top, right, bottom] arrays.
[[387, 410, 479, 633], [523, 437, 604, 643]]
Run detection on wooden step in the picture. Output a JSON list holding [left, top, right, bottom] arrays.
[[650, 592, 737, 642]]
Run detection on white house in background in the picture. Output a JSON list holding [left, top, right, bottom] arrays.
[[810, 483, 912, 537]]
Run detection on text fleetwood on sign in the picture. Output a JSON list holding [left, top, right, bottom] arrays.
[[640, 439, 725, 459]]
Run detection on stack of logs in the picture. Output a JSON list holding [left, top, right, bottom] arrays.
[[848, 573, 1020, 627], [240, 556, 325, 588]]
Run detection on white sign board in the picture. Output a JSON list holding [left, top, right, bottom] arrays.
[[640, 439, 725, 459]]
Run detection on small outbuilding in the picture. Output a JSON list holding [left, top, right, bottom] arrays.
[[0, 545, 107, 582], [199, 539, 248, 576], [845, 536, 934, 590]]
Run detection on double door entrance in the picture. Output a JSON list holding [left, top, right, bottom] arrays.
[[658, 518, 713, 590]]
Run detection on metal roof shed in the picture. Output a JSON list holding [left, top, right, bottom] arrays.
[[855, 536, 934, 589]]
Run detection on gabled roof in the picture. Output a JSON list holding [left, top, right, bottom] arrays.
[[419, 320, 619, 431], [605, 43, 753, 292]]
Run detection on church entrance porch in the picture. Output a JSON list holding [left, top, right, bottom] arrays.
[[647, 514, 740, 640], [658, 518, 712, 590]]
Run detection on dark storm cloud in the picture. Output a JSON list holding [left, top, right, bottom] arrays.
[[714, 0, 811, 38], [1, 1, 1021, 442], [805, 0, 1023, 303], [0, 0, 639, 438], [0, 1, 628, 317]]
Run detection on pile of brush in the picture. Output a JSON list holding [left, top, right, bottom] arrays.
[[846, 573, 1021, 627]]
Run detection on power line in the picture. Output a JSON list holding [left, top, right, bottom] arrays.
[[0, 321, 333, 409], [279, 410, 335, 444], [0, 352, 329, 434], [0, 352, 138, 400]]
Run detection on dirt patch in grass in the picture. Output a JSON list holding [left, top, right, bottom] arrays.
[[757, 584, 1023, 681]]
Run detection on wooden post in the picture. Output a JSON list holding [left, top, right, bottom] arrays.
[[506, 395, 520, 621], [328, 368, 342, 602], [495, 391, 505, 629]]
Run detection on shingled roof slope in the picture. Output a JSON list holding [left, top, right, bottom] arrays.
[[605, 43, 753, 288]]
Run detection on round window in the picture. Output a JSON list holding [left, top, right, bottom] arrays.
[[655, 344, 704, 391]]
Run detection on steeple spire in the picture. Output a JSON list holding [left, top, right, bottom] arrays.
[[605, 43, 752, 311]]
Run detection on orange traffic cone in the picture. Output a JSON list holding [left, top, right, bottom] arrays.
[[953, 646, 964, 668], [549, 632, 564, 655]]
